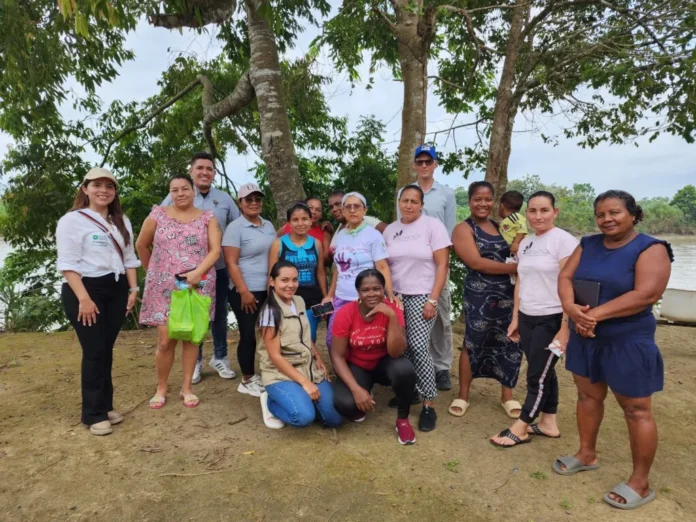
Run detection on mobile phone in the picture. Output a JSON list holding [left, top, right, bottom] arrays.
[[310, 302, 334, 316]]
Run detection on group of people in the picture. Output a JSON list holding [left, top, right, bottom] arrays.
[[56, 147, 673, 511]]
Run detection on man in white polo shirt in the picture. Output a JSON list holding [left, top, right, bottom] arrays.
[[397, 145, 456, 391], [162, 152, 240, 384]]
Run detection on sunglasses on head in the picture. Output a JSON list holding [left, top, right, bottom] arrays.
[[414, 159, 435, 167]]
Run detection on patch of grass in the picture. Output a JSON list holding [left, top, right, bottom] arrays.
[[587, 496, 597, 504], [560, 498, 572, 510], [7, 359, 19, 368], [529, 471, 547, 480], [445, 460, 459, 473], [660, 487, 672, 494]]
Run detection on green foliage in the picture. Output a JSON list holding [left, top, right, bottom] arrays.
[[671, 185, 696, 223], [0, 269, 65, 333], [503, 175, 696, 236]]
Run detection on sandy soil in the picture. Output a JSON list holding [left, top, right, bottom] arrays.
[[0, 323, 694, 522]]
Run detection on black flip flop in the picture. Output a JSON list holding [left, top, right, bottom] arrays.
[[490, 428, 532, 448], [528, 423, 561, 439]]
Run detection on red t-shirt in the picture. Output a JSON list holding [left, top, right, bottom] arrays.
[[331, 300, 405, 370], [282, 223, 325, 243]]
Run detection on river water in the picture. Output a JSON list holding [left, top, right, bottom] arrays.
[[1, 236, 695, 324]]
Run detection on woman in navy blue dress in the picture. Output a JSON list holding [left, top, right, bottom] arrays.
[[449, 182, 521, 419], [554, 190, 673, 511]]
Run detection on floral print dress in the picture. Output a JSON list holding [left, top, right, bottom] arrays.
[[139, 205, 216, 326], [462, 218, 522, 388]]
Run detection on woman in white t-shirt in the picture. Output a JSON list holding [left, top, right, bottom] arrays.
[[384, 186, 451, 432], [56, 168, 141, 436], [323, 192, 397, 351], [491, 191, 578, 447]]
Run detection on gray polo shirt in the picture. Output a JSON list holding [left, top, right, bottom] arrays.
[[162, 186, 240, 270], [222, 216, 276, 292], [397, 180, 457, 237]]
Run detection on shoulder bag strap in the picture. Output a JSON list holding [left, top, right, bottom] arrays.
[[76, 210, 125, 265]]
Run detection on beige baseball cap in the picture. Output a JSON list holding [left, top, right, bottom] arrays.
[[238, 183, 264, 199], [83, 167, 118, 187]]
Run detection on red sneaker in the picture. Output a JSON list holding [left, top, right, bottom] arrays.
[[395, 418, 416, 445]]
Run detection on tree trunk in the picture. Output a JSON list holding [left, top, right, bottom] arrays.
[[395, 37, 427, 190], [392, 2, 436, 191], [246, 0, 305, 222], [485, 0, 529, 204]]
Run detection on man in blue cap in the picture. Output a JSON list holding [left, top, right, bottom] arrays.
[[397, 144, 456, 390]]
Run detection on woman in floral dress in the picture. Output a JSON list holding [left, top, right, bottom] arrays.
[[448, 181, 522, 419], [136, 174, 221, 409]]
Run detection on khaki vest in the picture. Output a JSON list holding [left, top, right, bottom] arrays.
[[259, 295, 325, 387]]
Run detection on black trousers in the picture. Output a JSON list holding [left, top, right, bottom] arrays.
[[519, 312, 563, 424], [229, 288, 267, 376], [62, 275, 128, 425], [333, 356, 417, 419]]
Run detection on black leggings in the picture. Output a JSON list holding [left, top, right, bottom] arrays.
[[519, 312, 563, 424], [62, 275, 128, 425], [229, 288, 267, 376], [333, 356, 417, 419]]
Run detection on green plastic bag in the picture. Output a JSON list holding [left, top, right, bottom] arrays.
[[190, 290, 212, 344], [168, 289, 194, 342], [168, 289, 211, 343]]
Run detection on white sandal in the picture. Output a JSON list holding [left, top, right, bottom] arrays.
[[448, 398, 469, 417], [260, 392, 285, 429]]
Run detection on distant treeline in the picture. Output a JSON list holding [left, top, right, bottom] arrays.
[[455, 175, 696, 236]]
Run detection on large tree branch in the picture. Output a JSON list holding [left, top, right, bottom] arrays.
[[100, 71, 255, 167], [149, 0, 237, 28], [99, 78, 204, 167], [372, 4, 398, 35]]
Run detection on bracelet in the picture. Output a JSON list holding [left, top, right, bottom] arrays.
[[427, 299, 438, 307], [129, 287, 140, 293]]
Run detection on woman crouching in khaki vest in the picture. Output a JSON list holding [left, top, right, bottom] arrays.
[[258, 260, 343, 429]]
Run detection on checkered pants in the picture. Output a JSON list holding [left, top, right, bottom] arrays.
[[401, 294, 438, 401]]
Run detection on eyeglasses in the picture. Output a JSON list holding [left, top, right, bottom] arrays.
[[414, 159, 435, 167], [343, 204, 364, 212], [243, 196, 263, 204]]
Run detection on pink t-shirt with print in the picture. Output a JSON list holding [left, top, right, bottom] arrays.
[[384, 215, 452, 296]]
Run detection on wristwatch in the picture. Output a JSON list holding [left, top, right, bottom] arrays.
[[427, 299, 438, 307], [129, 287, 140, 293]]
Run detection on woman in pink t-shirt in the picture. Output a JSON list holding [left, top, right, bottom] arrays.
[[490, 191, 578, 448], [384, 186, 451, 432], [331, 269, 418, 445]]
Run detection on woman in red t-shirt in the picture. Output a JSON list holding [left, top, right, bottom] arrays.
[[331, 269, 418, 445]]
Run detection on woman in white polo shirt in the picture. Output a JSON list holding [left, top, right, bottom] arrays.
[[56, 168, 141, 436], [490, 191, 578, 447]]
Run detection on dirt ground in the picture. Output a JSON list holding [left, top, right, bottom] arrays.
[[0, 323, 694, 522]]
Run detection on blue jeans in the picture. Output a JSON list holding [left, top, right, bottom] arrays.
[[305, 307, 319, 343], [266, 380, 343, 428], [198, 268, 230, 361]]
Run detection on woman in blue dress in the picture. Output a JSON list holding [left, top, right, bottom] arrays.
[[449, 182, 521, 419], [553, 190, 673, 511]]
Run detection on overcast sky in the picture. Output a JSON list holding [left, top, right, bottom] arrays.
[[2, 12, 694, 200]]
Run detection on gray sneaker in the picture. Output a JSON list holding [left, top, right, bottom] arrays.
[[435, 370, 452, 391]]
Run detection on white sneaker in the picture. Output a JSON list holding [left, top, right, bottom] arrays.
[[209, 356, 236, 379], [237, 375, 265, 397], [192, 360, 203, 384], [260, 392, 285, 429]]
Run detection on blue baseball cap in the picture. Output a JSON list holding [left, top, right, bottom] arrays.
[[414, 144, 437, 160]]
